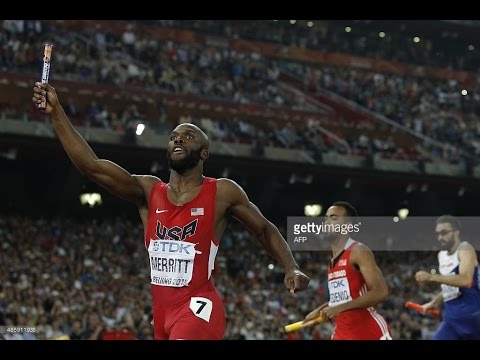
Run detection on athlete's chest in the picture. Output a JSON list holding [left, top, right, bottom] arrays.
[[166, 185, 203, 206], [439, 252, 459, 275]]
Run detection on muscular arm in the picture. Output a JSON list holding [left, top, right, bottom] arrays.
[[218, 178, 298, 271], [34, 83, 147, 206], [335, 245, 389, 313], [430, 243, 477, 288]]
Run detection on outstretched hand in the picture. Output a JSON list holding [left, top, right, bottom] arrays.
[[284, 268, 310, 293], [32, 82, 59, 114]]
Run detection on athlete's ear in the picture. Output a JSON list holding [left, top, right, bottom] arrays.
[[201, 149, 209, 160]]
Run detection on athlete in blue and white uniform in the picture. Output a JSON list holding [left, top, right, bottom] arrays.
[[415, 215, 480, 340]]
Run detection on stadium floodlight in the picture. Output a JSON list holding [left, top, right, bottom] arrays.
[[304, 204, 322, 217], [397, 208, 409, 220], [80, 192, 102, 208], [136, 123, 145, 136]]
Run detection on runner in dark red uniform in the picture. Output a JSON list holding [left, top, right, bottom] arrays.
[[33, 82, 310, 340], [304, 202, 392, 340], [146, 177, 225, 339]]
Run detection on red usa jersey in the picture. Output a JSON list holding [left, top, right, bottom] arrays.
[[328, 238, 392, 340], [145, 177, 218, 308]]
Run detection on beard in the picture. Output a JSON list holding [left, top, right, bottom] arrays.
[[439, 238, 455, 251], [167, 147, 202, 174]]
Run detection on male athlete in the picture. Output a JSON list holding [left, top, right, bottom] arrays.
[[32, 82, 309, 340], [415, 215, 480, 340], [303, 202, 392, 340]]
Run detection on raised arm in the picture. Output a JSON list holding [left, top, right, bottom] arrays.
[[217, 178, 309, 292], [32, 82, 148, 206]]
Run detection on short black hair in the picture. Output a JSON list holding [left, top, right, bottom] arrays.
[[332, 201, 358, 220], [436, 215, 461, 231]]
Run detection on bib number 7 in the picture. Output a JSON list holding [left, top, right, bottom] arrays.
[[189, 297, 213, 322]]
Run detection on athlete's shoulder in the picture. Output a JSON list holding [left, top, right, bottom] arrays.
[[350, 241, 375, 261], [348, 239, 369, 251], [458, 241, 474, 251], [216, 178, 248, 203], [216, 177, 236, 185], [133, 175, 164, 197], [216, 178, 243, 192], [133, 174, 163, 185]]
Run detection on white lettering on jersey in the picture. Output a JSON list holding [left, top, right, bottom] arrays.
[[328, 276, 352, 307], [441, 282, 461, 302], [438, 249, 461, 302], [148, 239, 196, 287], [328, 269, 346, 280]]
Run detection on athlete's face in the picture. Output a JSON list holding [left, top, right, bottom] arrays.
[[167, 126, 204, 173], [323, 206, 349, 242], [435, 222, 458, 251]]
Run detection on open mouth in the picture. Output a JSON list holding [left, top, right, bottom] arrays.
[[172, 146, 186, 154]]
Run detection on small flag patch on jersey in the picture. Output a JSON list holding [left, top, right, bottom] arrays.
[[338, 259, 347, 266], [191, 208, 204, 216]]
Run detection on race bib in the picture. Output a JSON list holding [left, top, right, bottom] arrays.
[[148, 239, 196, 287], [328, 276, 352, 307], [441, 283, 461, 302], [189, 297, 213, 322]]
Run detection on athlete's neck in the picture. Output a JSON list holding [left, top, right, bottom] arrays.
[[447, 240, 461, 255], [330, 236, 349, 259], [169, 169, 204, 194]]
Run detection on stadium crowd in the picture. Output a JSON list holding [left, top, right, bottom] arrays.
[[0, 214, 440, 340], [2, 19, 478, 168]]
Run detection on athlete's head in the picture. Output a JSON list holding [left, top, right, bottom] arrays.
[[435, 215, 461, 251], [323, 201, 358, 242], [167, 123, 209, 174], [330, 201, 358, 222]]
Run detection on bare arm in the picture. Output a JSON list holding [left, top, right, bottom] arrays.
[[422, 291, 444, 312], [33, 82, 147, 206], [431, 291, 444, 306], [416, 242, 478, 288], [217, 178, 309, 292], [304, 302, 328, 322]]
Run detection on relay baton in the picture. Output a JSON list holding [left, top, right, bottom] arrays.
[[404, 301, 440, 317], [285, 316, 324, 333], [38, 43, 53, 110]]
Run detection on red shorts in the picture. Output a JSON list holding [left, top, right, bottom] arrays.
[[332, 311, 392, 340], [153, 289, 226, 340], [332, 326, 393, 340]]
